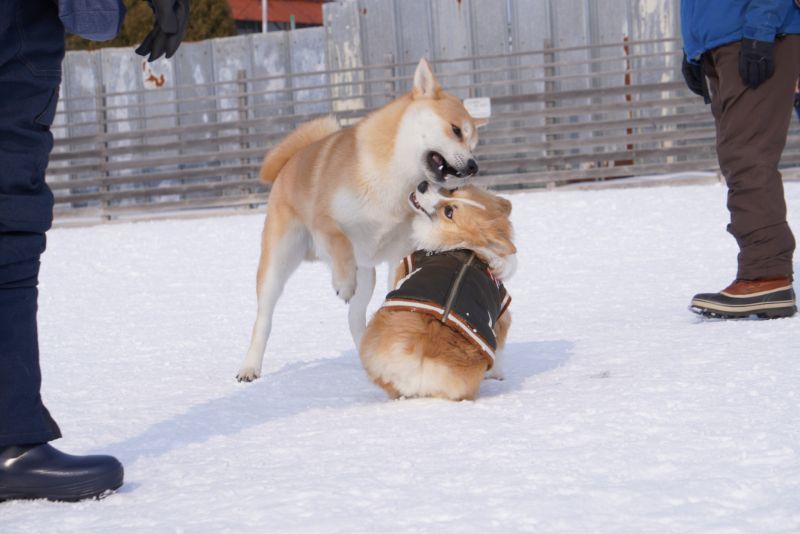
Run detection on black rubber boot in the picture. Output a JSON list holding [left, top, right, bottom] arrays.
[[0, 444, 123, 502]]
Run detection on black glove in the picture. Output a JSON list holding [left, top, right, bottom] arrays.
[[681, 54, 704, 96], [681, 53, 711, 104], [738, 38, 775, 90], [135, 0, 190, 62], [794, 92, 800, 121]]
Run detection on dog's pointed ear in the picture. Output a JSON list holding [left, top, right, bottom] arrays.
[[473, 118, 489, 128], [489, 234, 517, 258], [495, 196, 512, 216], [413, 57, 441, 99], [487, 226, 517, 258]]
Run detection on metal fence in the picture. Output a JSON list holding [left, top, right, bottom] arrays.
[[48, 36, 800, 224]]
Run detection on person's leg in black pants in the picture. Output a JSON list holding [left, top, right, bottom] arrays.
[[0, 0, 123, 502]]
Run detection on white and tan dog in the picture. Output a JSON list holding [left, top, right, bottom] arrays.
[[237, 58, 485, 382], [359, 183, 516, 401]]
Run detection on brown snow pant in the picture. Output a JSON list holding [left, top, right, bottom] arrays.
[[703, 35, 800, 281]]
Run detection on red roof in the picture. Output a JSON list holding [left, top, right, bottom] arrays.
[[228, 0, 325, 24]]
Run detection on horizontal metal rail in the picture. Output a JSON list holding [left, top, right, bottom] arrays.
[[49, 37, 800, 225], [55, 36, 680, 103]]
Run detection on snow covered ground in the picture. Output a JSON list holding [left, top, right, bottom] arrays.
[[2, 182, 799, 533]]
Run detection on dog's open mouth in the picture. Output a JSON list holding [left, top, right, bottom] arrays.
[[408, 190, 434, 219], [426, 151, 462, 182], [408, 191, 423, 212]]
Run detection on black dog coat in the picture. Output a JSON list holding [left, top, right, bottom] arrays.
[[381, 249, 511, 367]]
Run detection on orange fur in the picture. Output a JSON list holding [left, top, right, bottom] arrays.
[[361, 308, 512, 401], [259, 116, 340, 184], [237, 58, 486, 383], [360, 186, 515, 401], [419, 187, 516, 262]]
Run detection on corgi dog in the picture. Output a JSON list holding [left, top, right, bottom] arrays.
[[359, 183, 517, 401], [237, 58, 486, 382]]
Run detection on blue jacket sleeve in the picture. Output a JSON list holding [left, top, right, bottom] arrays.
[[58, 0, 127, 41], [743, 0, 796, 42]]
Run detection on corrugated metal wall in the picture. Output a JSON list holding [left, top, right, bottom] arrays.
[[49, 0, 694, 221], [57, 0, 681, 136]]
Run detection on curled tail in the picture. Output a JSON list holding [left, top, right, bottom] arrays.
[[259, 116, 340, 184]]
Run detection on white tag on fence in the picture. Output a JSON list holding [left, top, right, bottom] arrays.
[[463, 97, 491, 119]]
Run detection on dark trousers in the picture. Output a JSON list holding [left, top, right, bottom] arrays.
[[0, 0, 65, 447], [704, 36, 800, 281]]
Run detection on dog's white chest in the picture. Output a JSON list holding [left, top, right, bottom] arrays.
[[331, 189, 413, 265]]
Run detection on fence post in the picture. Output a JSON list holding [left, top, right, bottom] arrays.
[[618, 36, 635, 168], [95, 83, 112, 221], [236, 69, 257, 209], [543, 38, 558, 180], [383, 52, 395, 104]]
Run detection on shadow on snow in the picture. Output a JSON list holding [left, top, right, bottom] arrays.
[[96, 340, 572, 464]]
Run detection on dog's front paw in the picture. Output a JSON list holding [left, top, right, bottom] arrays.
[[333, 268, 357, 302], [484, 366, 505, 381], [236, 367, 261, 382]]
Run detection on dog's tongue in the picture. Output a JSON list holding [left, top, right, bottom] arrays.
[[432, 153, 444, 166]]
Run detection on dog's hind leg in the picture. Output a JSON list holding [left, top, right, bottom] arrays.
[[237, 216, 309, 382], [348, 265, 375, 348]]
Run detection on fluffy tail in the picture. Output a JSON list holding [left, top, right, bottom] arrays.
[[259, 116, 340, 184]]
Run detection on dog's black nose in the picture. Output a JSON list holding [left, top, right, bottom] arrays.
[[417, 181, 429, 193], [466, 159, 479, 176]]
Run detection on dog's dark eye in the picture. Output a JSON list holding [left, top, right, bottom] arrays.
[[451, 124, 462, 139], [444, 205, 455, 219]]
